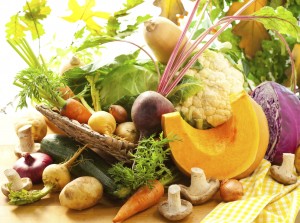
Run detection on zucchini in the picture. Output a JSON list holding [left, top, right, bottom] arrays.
[[40, 134, 131, 199]]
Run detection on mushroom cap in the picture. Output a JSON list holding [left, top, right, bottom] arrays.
[[179, 178, 220, 205], [270, 165, 297, 185], [1, 177, 33, 197], [158, 199, 193, 221]]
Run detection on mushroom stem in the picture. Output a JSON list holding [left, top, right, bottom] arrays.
[[168, 184, 182, 212], [188, 167, 210, 195], [281, 153, 295, 173], [179, 167, 220, 205], [158, 184, 193, 221], [17, 124, 34, 152], [4, 169, 24, 191]]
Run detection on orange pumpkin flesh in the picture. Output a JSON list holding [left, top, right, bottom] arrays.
[[162, 92, 269, 180], [235, 97, 269, 179]]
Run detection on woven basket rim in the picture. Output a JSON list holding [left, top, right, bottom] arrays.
[[36, 104, 136, 163]]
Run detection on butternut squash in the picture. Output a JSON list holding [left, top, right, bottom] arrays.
[[162, 91, 269, 180]]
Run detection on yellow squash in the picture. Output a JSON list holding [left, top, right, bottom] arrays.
[[162, 91, 269, 180]]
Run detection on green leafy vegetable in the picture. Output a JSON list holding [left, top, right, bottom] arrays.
[[14, 67, 66, 109], [243, 36, 296, 85], [108, 133, 179, 191], [167, 75, 202, 106], [253, 6, 300, 41], [63, 50, 160, 110]]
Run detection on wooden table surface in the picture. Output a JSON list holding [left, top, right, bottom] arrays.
[[0, 113, 220, 223]]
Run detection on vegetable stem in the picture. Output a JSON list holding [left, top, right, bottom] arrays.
[[86, 73, 101, 111], [8, 184, 54, 205], [157, 0, 261, 97], [64, 145, 87, 169]]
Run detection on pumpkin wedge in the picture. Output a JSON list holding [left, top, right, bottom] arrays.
[[162, 91, 269, 180]]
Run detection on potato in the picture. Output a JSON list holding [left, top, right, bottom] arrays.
[[59, 176, 103, 211], [14, 109, 47, 142]]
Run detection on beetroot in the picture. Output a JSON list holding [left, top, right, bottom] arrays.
[[251, 81, 300, 164], [131, 91, 175, 139]]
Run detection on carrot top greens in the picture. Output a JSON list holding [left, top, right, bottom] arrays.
[[108, 132, 180, 191]]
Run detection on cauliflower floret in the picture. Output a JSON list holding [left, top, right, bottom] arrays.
[[174, 49, 244, 129]]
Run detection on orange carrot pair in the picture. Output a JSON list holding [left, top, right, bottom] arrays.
[[113, 180, 164, 223]]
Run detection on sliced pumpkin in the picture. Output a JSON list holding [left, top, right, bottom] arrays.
[[162, 91, 269, 180]]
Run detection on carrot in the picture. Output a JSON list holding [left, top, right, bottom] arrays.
[[60, 98, 92, 124], [58, 86, 75, 100], [112, 180, 164, 223]]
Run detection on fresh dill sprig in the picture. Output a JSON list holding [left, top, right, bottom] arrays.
[[108, 132, 178, 191]]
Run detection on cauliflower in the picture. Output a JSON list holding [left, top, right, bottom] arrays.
[[174, 49, 244, 129]]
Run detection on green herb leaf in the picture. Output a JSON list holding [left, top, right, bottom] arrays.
[[14, 67, 65, 109], [168, 75, 202, 106], [108, 133, 176, 191], [243, 36, 296, 85], [253, 6, 300, 41]]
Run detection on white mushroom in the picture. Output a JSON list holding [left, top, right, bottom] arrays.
[[270, 153, 298, 185], [179, 167, 220, 205], [1, 169, 32, 197], [158, 184, 193, 221], [14, 124, 40, 158]]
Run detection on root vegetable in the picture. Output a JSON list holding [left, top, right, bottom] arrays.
[[13, 152, 53, 184], [60, 98, 92, 124], [115, 122, 139, 143], [220, 179, 244, 202], [251, 81, 300, 165], [14, 109, 47, 142], [113, 180, 164, 223], [58, 85, 75, 100], [8, 145, 87, 205], [59, 176, 103, 210], [88, 111, 116, 135], [131, 91, 175, 139], [109, 105, 128, 123]]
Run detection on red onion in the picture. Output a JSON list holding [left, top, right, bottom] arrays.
[[13, 152, 53, 184]]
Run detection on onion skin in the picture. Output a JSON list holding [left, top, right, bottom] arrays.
[[220, 179, 244, 202], [251, 81, 300, 164], [131, 91, 175, 139], [109, 105, 128, 123], [13, 152, 53, 184]]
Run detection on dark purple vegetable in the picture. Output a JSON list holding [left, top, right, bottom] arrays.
[[13, 152, 53, 184], [251, 81, 300, 165], [131, 91, 175, 139]]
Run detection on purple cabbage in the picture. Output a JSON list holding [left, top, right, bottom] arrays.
[[251, 81, 300, 165]]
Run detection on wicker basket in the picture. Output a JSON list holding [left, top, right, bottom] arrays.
[[36, 105, 136, 163]]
